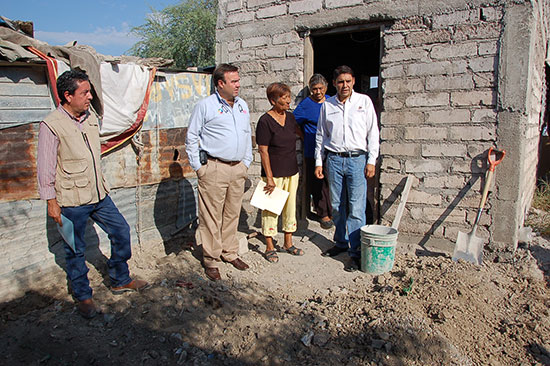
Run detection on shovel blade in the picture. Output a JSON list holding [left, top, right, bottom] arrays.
[[452, 230, 484, 265]]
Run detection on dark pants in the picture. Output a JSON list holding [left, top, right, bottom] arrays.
[[61, 195, 132, 301], [304, 157, 332, 219]]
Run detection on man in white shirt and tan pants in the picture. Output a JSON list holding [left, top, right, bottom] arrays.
[[314, 65, 380, 271]]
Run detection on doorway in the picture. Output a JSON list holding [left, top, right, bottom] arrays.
[[309, 26, 383, 223]]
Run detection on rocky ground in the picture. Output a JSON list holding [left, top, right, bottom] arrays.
[[1, 212, 550, 366]]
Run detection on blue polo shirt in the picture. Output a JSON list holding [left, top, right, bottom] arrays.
[[293, 96, 327, 158], [186, 92, 252, 171]]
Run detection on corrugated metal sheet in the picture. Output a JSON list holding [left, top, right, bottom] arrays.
[[0, 63, 55, 129], [144, 71, 212, 129]]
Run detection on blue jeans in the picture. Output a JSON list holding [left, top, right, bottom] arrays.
[[61, 196, 132, 301], [326, 153, 367, 258]]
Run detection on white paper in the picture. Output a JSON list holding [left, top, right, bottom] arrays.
[[57, 214, 76, 252], [250, 180, 290, 215]]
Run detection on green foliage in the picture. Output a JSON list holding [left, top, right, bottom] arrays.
[[526, 179, 550, 236], [533, 179, 550, 212], [130, 0, 217, 69]]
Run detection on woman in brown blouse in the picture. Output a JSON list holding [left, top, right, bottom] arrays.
[[256, 82, 304, 263]]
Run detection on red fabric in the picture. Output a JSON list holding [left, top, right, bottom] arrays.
[[27, 46, 61, 106]]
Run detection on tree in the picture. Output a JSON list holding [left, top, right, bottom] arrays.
[[130, 0, 217, 69]]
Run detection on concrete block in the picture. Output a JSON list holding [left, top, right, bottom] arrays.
[[391, 16, 427, 31], [405, 93, 449, 107], [411, 206, 466, 223], [231, 50, 256, 62], [384, 33, 405, 49], [289, 0, 322, 14], [380, 127, 398, 140], [383, 78, 424, 94], [451, 160, 485, 174], [256, 4, 287, 19], [471, 108, 497, 122], [480, 6, 504, 22], [256, 46, 286, 59], [383, 97, 404, 110], [381, 157, 401, 170], [247, 0, 276, 8], [404, 127, 447, 140], [272, 32, 300, 45], [432, 9, 478, 29], [452, 60, 469, 74], [449, 126, 496, 141], [226, 40, 241, 52], [242, 36, 270, 48], [380, 143, 418, 156], [226, 12, 255, 25], [326, 0, 363, 9], [270, 58, 296, 71], [405, 29, 452, 46], [454, 23, 501, 41], [226, 1, 243, 12], [405, 160, 445, 173], [478, 41, 499, 56], [381, 65, 406, 78], [473, 73, 496, 88], [430, 42, 478, 60], [426, 75, 474, 91], [407, 61, 452, 76], [426, 109, 470, 124], [382, 47, 429, 64], [423, 175, 465, 189], [238, 61, 265, 73], [451, 90, 495, 106], [286, 44, 303, 57], [469, 56, 497, 73], [408, 190, 442, 205], [422, 143, 467, 157], [380, 111, 424, 126], [379, 172, 407, 185]]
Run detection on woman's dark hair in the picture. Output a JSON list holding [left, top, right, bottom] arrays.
[[333, 65, 354, 80], [57, 70, 89, 104], [213, 63, 239, 87], [266, 82, 291, 105]]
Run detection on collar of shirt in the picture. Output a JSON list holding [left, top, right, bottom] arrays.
[[215, 91, 241, 110], [58, 105, 88, 125], [335, 90, 355, 106]]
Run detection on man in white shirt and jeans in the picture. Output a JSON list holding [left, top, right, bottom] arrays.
[[314, 65, 380, 271]]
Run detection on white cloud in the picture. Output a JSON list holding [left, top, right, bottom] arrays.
[[35, 23, 139, 54]]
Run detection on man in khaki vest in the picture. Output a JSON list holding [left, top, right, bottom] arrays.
[[37, 70, 148, 319]]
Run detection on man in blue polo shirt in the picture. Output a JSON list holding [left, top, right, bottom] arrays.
[[314, 65, 380, 271], [186, 64, 253, 281]]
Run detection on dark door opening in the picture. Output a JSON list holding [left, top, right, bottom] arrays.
[[311, 28, 382, 224]]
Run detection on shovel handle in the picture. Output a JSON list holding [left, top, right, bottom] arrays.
[[488, 147, 505, 172], [474, 147, 505, 226]]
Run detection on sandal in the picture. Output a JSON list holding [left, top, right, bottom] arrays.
[[265, 250, 279, 263], [284, 245, 304, 256]]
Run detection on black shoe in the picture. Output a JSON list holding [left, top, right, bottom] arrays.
[[320, 219, 334, 229], [322, 246, 348, 257], [344, 257, 361, 272]]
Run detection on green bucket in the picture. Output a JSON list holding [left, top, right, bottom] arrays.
[[360, 225, 398, 274]]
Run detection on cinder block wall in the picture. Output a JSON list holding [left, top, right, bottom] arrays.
[[216, 0, 549, 255]]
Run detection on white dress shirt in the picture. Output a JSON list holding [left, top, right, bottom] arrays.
[[314, 91, 379, 166]]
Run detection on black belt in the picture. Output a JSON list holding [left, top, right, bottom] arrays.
[[207, 155, 240, 166], [329, 150, 366, 157]]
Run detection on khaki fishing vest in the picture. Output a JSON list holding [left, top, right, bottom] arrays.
[[43, 109, 109, 207]]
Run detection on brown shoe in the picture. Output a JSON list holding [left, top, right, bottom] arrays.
[[111, 279, 150, 294], [205, 267, 221, 281], [77, 298, 98, 319], [228, 258, 249, 271]]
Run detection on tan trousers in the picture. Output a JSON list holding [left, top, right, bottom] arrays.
[[197, 160, 247, 268], [261, 173, 299, 237]]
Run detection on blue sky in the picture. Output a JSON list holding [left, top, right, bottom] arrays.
[[3, 0, 181, 56]]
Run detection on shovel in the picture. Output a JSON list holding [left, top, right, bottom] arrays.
[[452, 147, 505, 265]]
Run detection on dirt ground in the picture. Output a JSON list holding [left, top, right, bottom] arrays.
[[2, 211, 550, 366]]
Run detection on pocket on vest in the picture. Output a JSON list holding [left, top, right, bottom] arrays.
[[59, 159, 92, 204]]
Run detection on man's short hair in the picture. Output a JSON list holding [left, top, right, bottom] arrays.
[[333, 65, 354, 80], [266, 82, 291, 104], [57, 70, 89, 105], [308, 73, 328, 90], [213, 64, 239, 87]]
